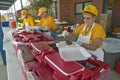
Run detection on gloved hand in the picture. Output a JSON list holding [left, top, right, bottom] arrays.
[[62, 30, 74, 45], [65, 33, 73, 45], [62, 30, 69, 38]]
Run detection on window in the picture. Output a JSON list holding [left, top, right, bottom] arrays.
[[51, 1, 57, 18], [75, 1, 93, 18]]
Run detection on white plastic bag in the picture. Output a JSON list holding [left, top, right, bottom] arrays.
[[103, 38, 120, 53]]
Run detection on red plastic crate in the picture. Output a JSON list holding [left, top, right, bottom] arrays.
[[31, 50, 40, 56], [45, 53, 85, 76], [24, 61, 41, 80], [14, 36, 23, 42], [31, 42, 53, 56], [116, 59, 120, 74], [25, 61, 39, 70], [46, 53, 94, 80], [26, 71, 40, 80], [45, 53, 109, 80], [18, 30, 31, 35], [35, 64, 54, 80], [34, 50, 57, 64], [36, 55, 46, 64], [12, 33, 19, 37], [23, 34, 40, 41], [53, 71, 69, 80], [78, 59, 110, 80]]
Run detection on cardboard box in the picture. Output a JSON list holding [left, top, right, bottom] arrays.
[[99, 14, 111, 32], [114, 27, 120, 32], [99, 14, 111, 21]]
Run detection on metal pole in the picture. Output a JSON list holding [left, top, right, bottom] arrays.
[[11, 6, 14, 20], [13, 0, 17, 21], [20, 0, 23, 9], [7, 8, 10, 20]]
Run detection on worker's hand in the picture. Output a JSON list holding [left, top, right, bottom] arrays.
[[65, 32, 73, 45]]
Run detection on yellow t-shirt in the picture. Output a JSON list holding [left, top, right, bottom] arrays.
[[23, 15, 35, 26], [74, 23, 106, 44], [39, 16, 57, 30]]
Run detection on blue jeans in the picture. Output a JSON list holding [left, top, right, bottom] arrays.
[[51, 31, 57, 40]]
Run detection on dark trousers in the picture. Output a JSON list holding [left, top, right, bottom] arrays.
[[0, 40, 6, 65], [51, 31, 57, 40], [0, 25, 6, 65]]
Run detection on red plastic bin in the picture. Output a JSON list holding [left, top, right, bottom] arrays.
[[31, 42, 53, 56], [78, 59, 110, 80], [45, 53, 94, 80], [116, 59, 120, 74], [45, 53, 85, 76]]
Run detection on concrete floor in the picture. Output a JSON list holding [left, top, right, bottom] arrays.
[[108, 70, 120, 80], [0, 56, 7, 80]]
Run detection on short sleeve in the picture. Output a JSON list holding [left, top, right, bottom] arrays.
[[93, 24, 106, 40], [74, 24, 84, 37], [48, 16, 57, 30]]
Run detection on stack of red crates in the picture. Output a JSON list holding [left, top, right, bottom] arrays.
[[12, 30, 54, 56], [45, 52, 109, 80], [12, 30, 110, 80]]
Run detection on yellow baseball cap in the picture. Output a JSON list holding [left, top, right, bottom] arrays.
[[81, 5, 98, 16], [38, 7, 47, 16]]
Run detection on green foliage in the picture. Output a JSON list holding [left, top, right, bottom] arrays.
[[18, 18, 23, 23], [27, 0, 53, 17]]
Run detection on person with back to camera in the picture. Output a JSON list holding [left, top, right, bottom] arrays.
[[38, 7, 58, 40], [66, 5, 106, 61]]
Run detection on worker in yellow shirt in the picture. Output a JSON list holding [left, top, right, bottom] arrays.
[[38, 7, 57, 40], [66, 5, 106, 61], [21, 9, 35, 27], [1, 15, 6, 22]]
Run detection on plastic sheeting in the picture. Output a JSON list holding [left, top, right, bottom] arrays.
[[2, 27, 15, 42], [103, 38, 120, 53]]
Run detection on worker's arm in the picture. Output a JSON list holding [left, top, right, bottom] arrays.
[[78, 38, 103, 51], [29, 16, 35, 26], [48, 16, 57, 31]]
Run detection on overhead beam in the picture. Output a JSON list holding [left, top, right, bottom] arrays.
[[0, 0, 14, 2], [0, 0, 16, 10]]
